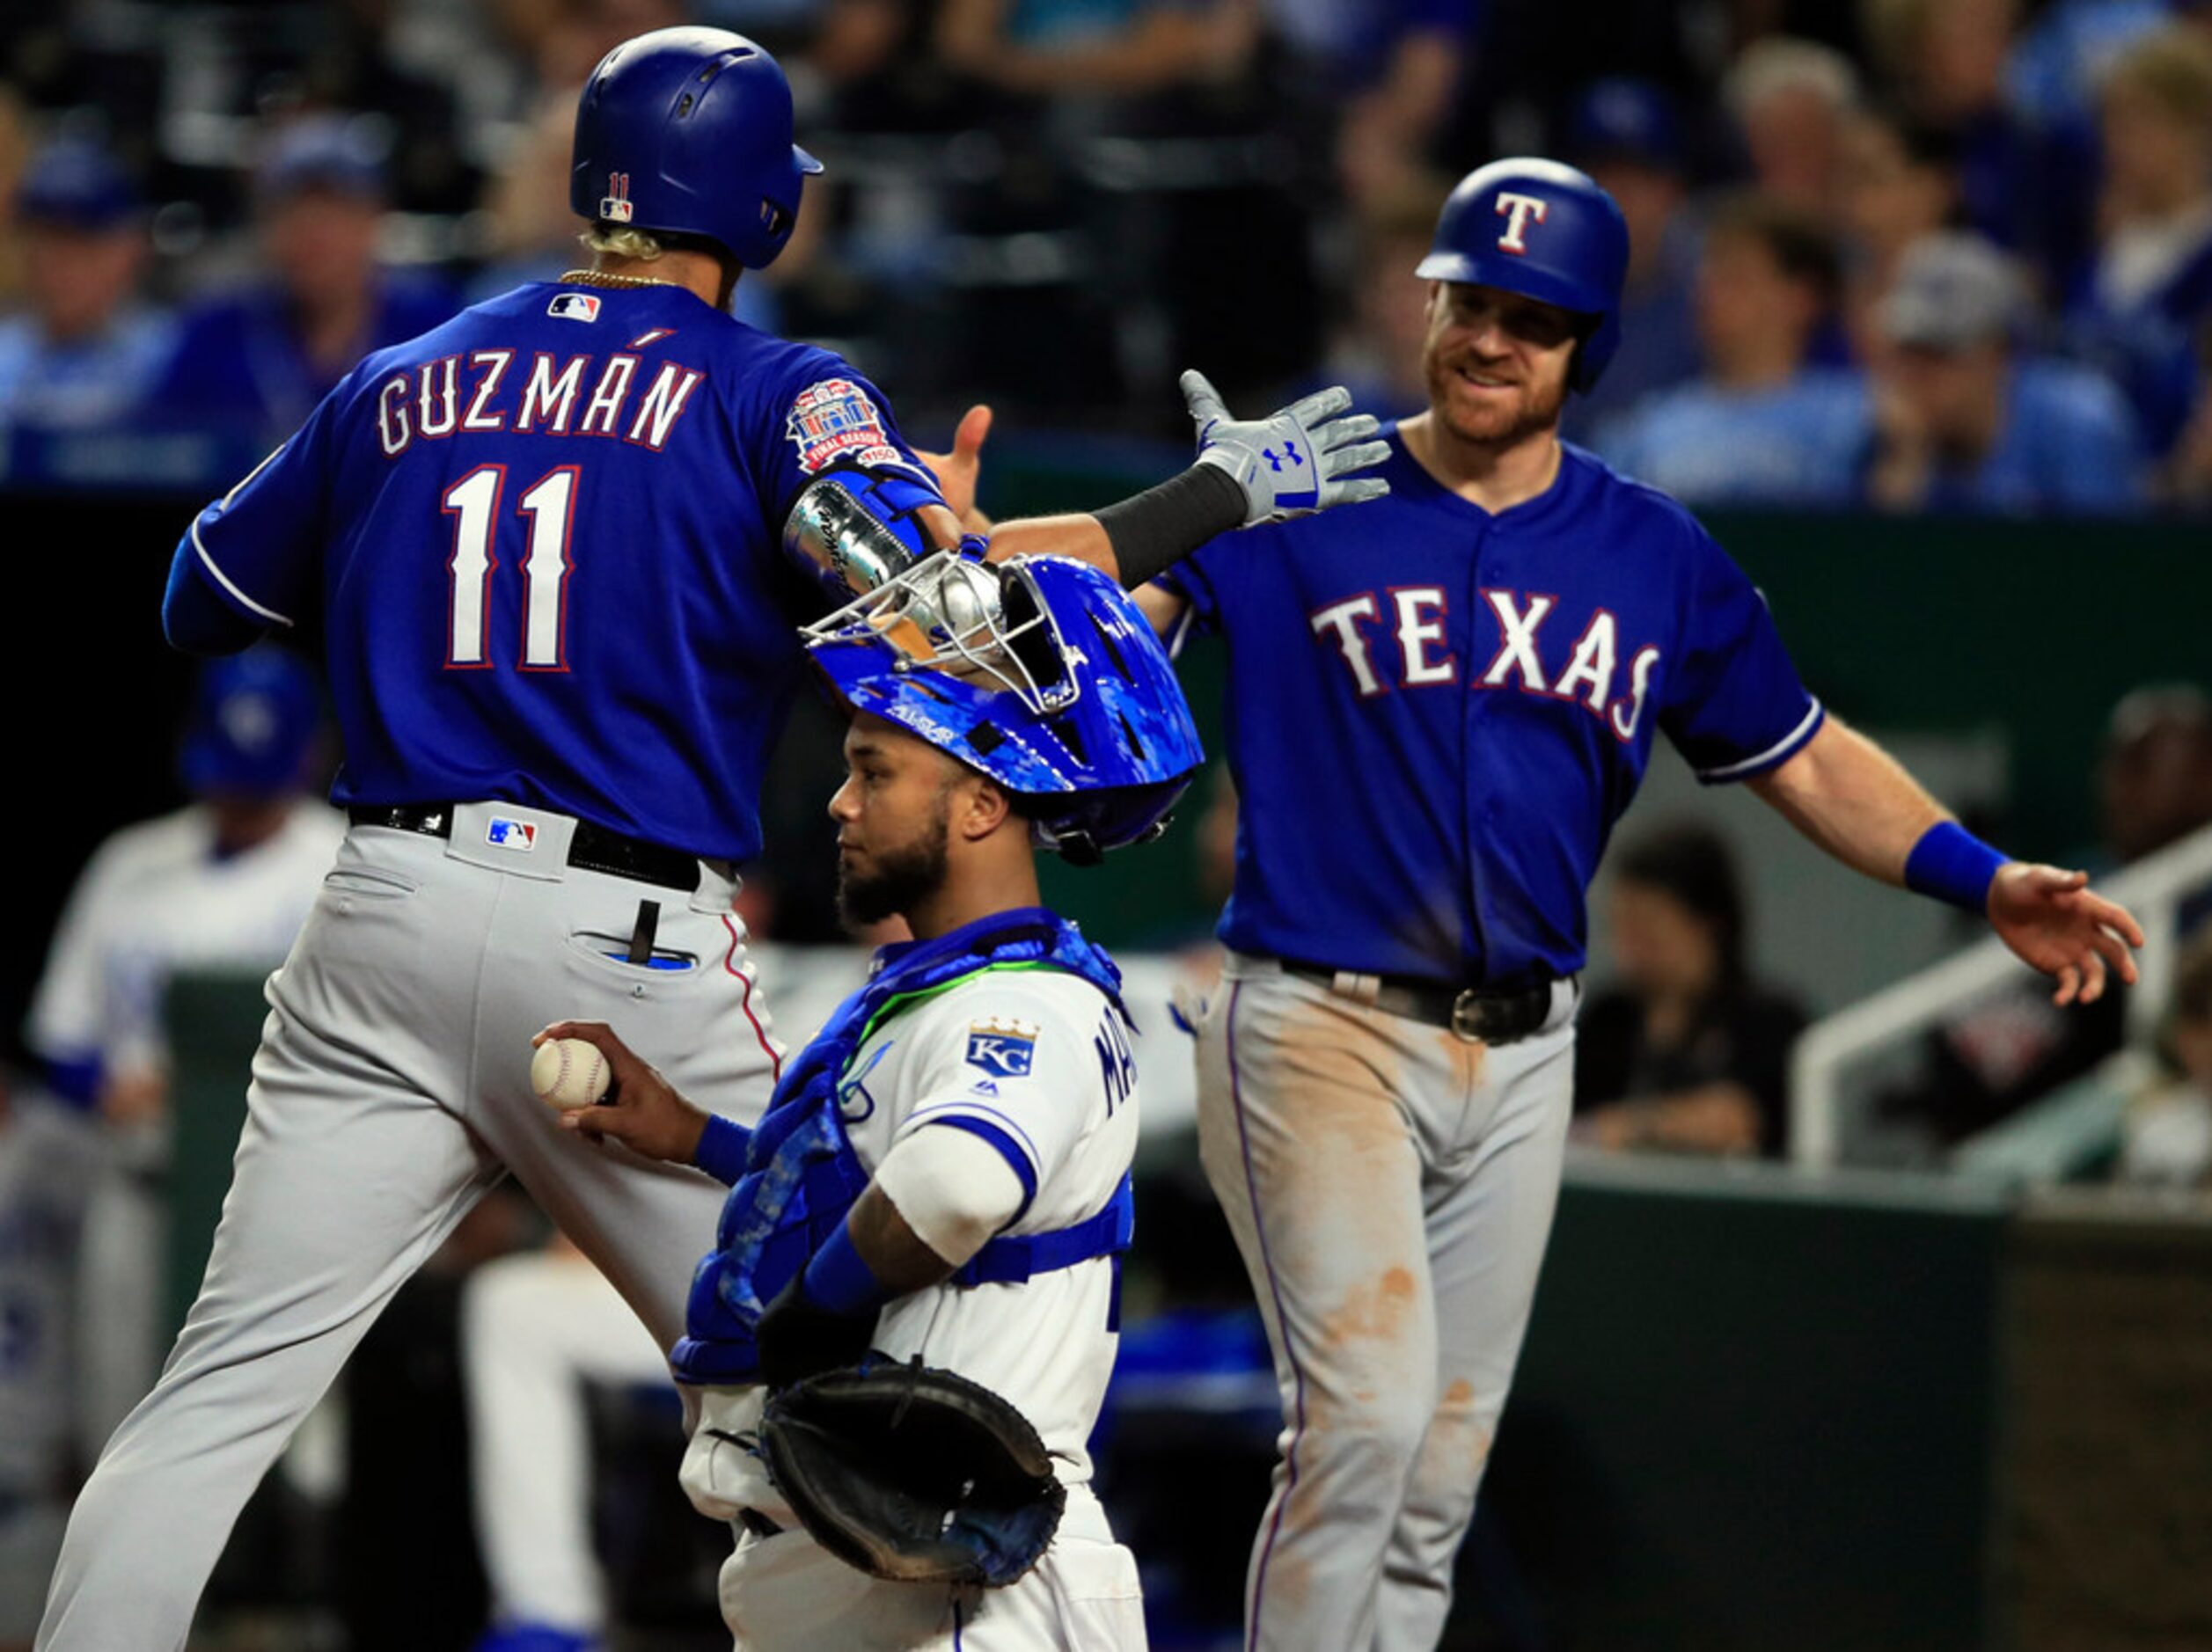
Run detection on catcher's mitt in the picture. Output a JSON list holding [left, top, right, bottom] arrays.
[[758, 1356, 1066, 1588]]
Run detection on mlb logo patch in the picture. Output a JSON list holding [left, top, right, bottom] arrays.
[[548, 293, 601, 323], [965, 1020, 1039, 1078], [786, 378, 903, 474], [485, 817, 538, 852], [600, 171, 634, 223]]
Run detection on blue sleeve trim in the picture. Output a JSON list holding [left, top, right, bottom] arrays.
[[163, 530, 267, 654], [692, 1114, 753, 1188], [38, 1052, 103, 1111], [905, 1100, 1043, 1181], [923, 1115, 1038, 1227]]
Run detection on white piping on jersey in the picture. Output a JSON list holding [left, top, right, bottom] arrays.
[[190, 517, 295, 627], [1696, 697, 1824, 782]]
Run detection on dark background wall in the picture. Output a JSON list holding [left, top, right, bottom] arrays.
[[11, 472, 2210, 1066]]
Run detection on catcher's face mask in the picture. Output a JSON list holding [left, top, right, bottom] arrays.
[[802, 545, 1204, 863]]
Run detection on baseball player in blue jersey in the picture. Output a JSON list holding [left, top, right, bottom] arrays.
[[36, 26, 1384, 1651], [1138, 158, 2146, 1651]]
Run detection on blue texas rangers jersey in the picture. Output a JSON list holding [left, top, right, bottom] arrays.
[[1165, 429, 1823, 985], [176, 281, 943, 860]]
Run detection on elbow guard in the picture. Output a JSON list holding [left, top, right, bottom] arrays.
[[782, 465, 949, 602]]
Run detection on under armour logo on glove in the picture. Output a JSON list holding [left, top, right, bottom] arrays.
[[1183, 371, 1390, 525]]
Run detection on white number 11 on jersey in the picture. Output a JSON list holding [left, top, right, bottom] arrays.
[[443, 464, 578, 671]]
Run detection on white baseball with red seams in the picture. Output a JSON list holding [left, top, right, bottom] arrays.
[[531, 1035, 612, 1110]]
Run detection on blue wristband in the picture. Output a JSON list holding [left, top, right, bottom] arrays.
[[802, 1220, 893, 1316], [1904, 821, 2008, 913], [692, 1115, 753, 1188]]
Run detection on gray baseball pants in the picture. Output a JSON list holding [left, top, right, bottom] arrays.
[[37, 807, 781, 1651], [1194, 952, 1577, 1652]]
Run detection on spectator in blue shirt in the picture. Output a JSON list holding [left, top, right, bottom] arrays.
[[1596, 194, 1869, 507], [1723, 36, 1861, 214], [0, 138, 174, 430], [147, 116, 458, 449], [1866, 230, 2146, 513], [1837, 103, 1963, 356], [1557, 77, 1703, 443], [1861, 0, 2098, 290], [2066, 25, 2212, 457], [1261, 0, 1479, 208]]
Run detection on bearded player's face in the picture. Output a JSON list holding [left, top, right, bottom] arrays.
[[1420, 282, 1580, 446], [828, 713, 957, 930]]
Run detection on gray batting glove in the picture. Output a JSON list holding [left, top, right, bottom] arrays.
[[1183, 369, 1392, 525]]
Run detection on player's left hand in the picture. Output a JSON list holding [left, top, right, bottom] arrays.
[[1986, 864, 2146, 1006], [757, 1272, 878, 1389], [534, 1020, 712, 1163], [914, 404, 993, 532], [1184, 370, 1392, 524]]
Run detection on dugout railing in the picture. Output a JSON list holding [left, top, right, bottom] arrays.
[[1790, 819, 2212, 1171]]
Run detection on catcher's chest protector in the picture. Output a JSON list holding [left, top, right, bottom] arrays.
[[670, 909, 1136, 1386]]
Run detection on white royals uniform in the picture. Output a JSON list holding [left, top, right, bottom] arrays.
[[26, 800, 348, 1450], [682, 969, 1147, 1651]]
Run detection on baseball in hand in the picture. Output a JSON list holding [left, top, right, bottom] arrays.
[[531, 1036, 612, 1110]]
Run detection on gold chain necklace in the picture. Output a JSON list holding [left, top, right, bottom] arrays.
[[557, 268, 679, 290]]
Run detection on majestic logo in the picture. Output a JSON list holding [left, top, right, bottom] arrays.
[[485, 817, 538, 851], [600, 171, 634, 223], [965, 1019, 1040, 1078], [546, 292, 601, 323], [1494, 192, 1549, 254], [786, 377, 902, 474]]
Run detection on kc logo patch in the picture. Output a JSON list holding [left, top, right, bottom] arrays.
[[787, 378, 902, 473], [547, 292, 601, 323], [965, 1020, 1039, 1078], [485, 817, 538, 852]]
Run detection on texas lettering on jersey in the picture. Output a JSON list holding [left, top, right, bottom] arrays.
[[1308, 588, 1661, 742]]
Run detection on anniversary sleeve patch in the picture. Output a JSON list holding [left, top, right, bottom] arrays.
[[787, 377, 905, 474]]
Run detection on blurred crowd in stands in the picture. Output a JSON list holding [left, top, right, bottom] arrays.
[[0, 0, 2207, 509]]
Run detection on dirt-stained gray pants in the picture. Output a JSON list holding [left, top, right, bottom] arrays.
[[1195, 951, 1576, 1652]]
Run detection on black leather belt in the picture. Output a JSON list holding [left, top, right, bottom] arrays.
[[1278, 957, 1567, 1046], [348, 804, 701, 891]]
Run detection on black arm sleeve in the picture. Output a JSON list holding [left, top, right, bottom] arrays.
[[1092, 464, 1248, 588]]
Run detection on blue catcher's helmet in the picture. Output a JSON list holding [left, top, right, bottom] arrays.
[[804, 548, 1205, 866], [570, 26, 822, 271], [1416, 157, 1630, 392]]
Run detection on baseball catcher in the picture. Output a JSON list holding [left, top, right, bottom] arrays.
[[544, 545, 1199, 1648]]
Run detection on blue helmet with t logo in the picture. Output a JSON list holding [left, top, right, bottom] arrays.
[[1416, 157, 1630, 392]]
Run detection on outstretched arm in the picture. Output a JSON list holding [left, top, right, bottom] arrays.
[[1748, 716, 2144, 1005], [905, 375, 1390, 589]]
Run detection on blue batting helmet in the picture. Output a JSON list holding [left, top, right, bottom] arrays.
[[804, 548, 1205, 866], [570, 26, 822, 271], [1416, 157, 1630, 392], [179, 647, 323, 799]]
